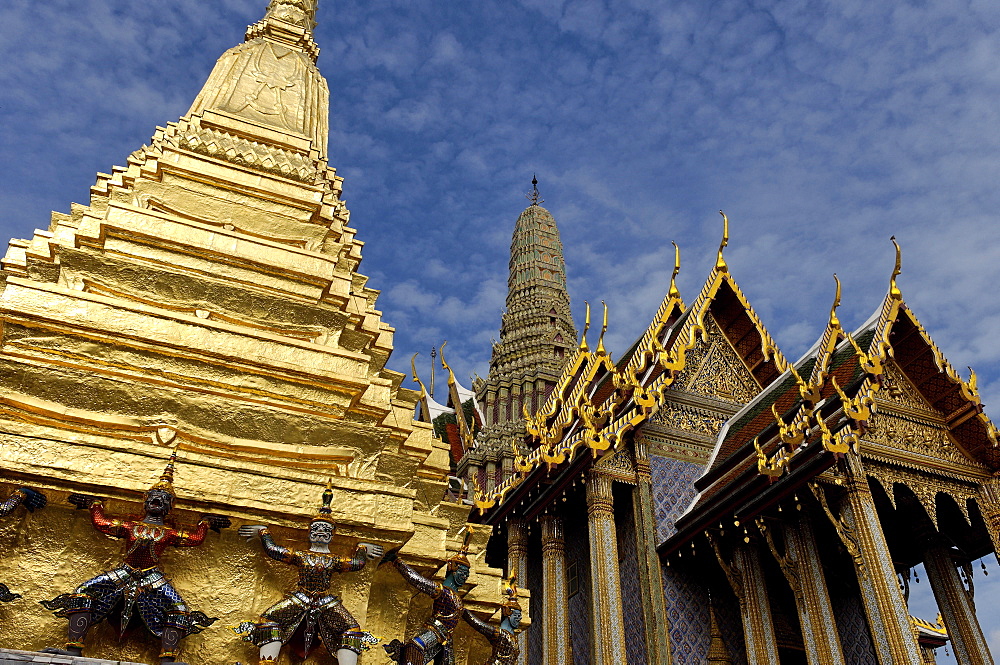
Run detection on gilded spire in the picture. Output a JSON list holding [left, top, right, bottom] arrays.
[[580, 301, 591, 351], [596, 301, 609, 355], [187, 0, 330, 156], [829, 274, 842, 329], [265, 0, 319, 32], [668, 241, 681, 300]]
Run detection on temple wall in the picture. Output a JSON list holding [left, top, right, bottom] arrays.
[[648, 455, 703, 544], [614, 484, 647, 664], [660, 563, 710, 664], [565, 503, 591, 665]]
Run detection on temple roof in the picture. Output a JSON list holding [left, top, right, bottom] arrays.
[[664, 265, 1000, 555]]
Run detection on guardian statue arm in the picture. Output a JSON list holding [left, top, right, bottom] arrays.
[[462, 609, 497, 640], [259, 528, 302, 565], [392, 559, 443, 598]]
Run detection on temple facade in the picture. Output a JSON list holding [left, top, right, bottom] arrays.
[[460, 208, 999, 664], [0, 1, 997, 665]]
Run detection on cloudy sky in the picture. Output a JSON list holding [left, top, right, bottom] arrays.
[[2, 0, 1000, 658]]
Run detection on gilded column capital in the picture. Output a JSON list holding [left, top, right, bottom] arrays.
[[586, 471, 615, 519], [633, 439, 652, 484], [508, 518, 528, 553], [540, 514, 566, 553]]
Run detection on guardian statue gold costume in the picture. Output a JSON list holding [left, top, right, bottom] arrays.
[[235, 482, 382, 664], [40, 455, 230, 664]]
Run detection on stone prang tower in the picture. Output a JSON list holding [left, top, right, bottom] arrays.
[[461, 179, 576, 494]]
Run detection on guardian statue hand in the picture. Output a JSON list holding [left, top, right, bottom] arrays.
[[238, 525, 268, 542], [202, 514, 232, 533], [359, 543, 384, 560], [18, 487, 47, 512], [67, 494, 99, 510]]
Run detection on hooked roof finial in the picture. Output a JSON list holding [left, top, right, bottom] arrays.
[[526, 175, 544, 207], [597, 301, 609, 355], [580, 301, 591, 351], [829, 274, 842, 329], [410, 353, 429, 399], [889, 236, 902, 300], [716, 211, 729, 273], [669, 241, 681, 300]]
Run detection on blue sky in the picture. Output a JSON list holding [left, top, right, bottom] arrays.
[[2, 0, 1000, 659]]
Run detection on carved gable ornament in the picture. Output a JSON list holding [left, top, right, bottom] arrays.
[[673, 316, 758, 404], [867, 362, 981, 470]]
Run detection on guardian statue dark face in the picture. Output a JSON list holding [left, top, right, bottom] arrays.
[[507, 609, 522, 630], [309, 520, 334, 545], [453, 564, 470, 587], [143, 490, 173, 518]]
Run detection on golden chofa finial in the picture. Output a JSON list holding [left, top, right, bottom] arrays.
[[716, 211, 729, 273], [829, 274, 842, 329], [889, 236, 902, 300], [580, 301, 591, 351], [668, 241, 681, 300], [410, 353, 429, 398], [596, 301, 609, 355], [526, 175, 544, 206]]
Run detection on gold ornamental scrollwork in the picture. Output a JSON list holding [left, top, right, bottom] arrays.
[[707, 531, 746, 607], [756, 518, 802, 602], [809, 482, 865, 571], [755, 438, 790, 479]]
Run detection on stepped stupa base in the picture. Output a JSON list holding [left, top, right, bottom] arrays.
[[0, 649, 150, 665]]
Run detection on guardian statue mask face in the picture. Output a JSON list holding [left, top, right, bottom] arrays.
[[309, 521, 334, 545]]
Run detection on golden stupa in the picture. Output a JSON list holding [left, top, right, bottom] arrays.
[[0, 1, 505, 662]]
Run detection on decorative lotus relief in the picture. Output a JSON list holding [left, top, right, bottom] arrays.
[[681, 318, 759, 404], [865, 412, 967, 465], [651, 402, 727, 437]]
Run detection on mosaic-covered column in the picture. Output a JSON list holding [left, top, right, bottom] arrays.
[[586, 470, 627, 664], [541, 514, 572, 665], [835, 456, 923, 665], [633, 439, 673, 665], [508, 517, 529, 665], [783, 518, 846, 664], [923, 541, 994, 665], [732, 543, 779, 663]]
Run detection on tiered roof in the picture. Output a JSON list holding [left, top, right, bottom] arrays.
[[471, 213, 788, 520], [664, 241, 1000, 555]]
